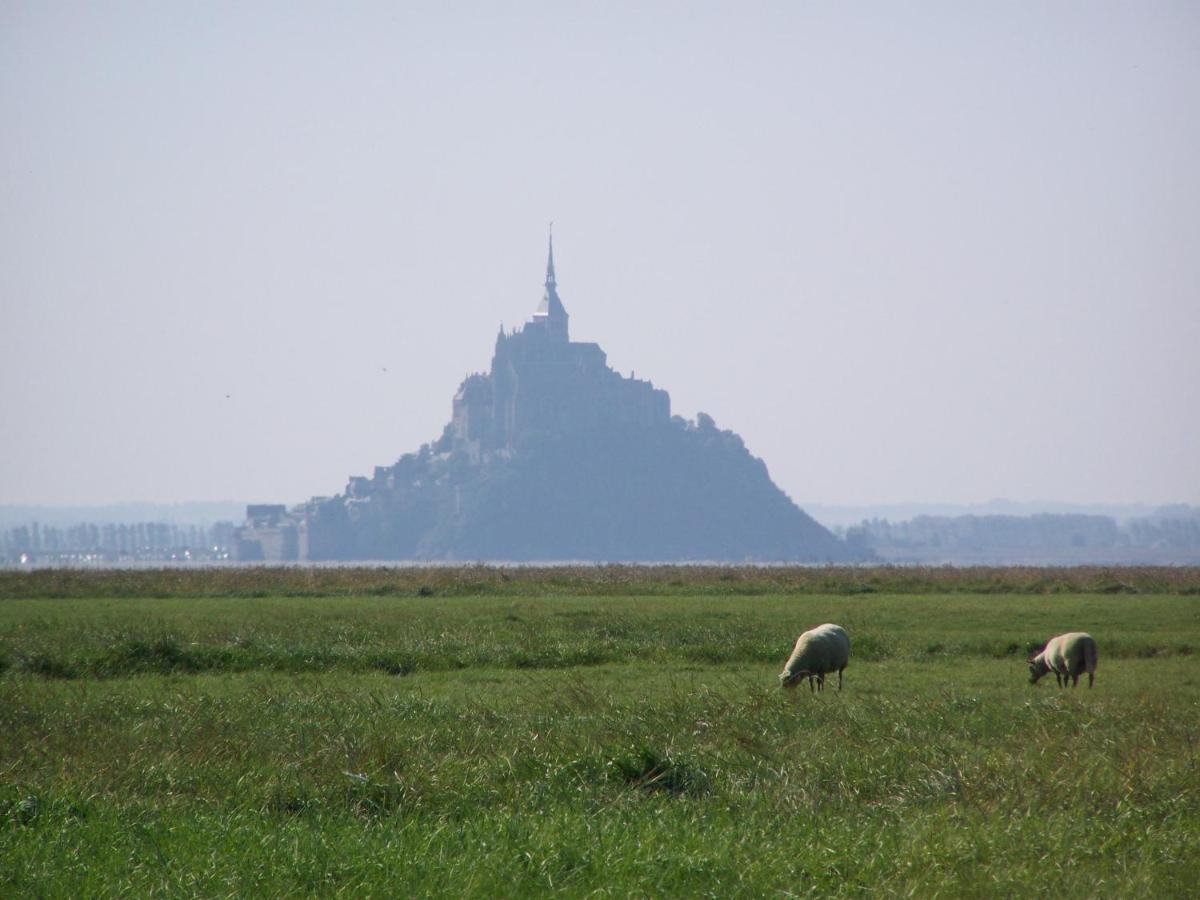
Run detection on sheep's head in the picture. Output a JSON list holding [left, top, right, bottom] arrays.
[[1028, 656, 1049, 684], [780, 669, 807, 689]]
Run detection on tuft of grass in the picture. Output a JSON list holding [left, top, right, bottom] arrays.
[[609, 746, 710, 797], [337, 771, 410, 818], [19, 653, 79, 679]]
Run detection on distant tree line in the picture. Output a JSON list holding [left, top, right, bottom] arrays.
[[1, 521, 238, 565], [844, 508, 1200, 564]]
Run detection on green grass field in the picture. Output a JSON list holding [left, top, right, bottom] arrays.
[[2, 568, 1198, 897]]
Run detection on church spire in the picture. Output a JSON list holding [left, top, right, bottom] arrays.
[[533, 225, 569, 341]]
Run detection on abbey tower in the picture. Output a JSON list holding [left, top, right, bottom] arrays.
[[450, 234, 669, 461]]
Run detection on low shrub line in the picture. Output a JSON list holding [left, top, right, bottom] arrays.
[[2, 564, 1198, 600]]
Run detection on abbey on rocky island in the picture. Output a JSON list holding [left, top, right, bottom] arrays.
[[234, 236, 866, 563], [451, 235, 669, 463]]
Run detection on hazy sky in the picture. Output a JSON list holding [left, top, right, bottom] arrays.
[[3, 1, 1198, 509]]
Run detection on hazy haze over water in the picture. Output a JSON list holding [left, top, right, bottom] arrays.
[[2, 1, 1197, 509]]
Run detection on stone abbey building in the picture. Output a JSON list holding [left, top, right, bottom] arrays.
[[234, 238, 863, 562], [450, 237, 669, 462]]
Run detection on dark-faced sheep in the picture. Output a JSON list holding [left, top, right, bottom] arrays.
[[779, 623, 850, 692], [1029, 632, 1098, 688]]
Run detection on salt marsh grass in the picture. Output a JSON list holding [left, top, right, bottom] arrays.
[[2, 568, 1198, 896]]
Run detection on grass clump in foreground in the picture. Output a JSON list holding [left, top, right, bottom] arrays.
[[1, 579, 1199, 896]]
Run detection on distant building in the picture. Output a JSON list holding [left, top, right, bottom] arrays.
[[451, 234, 670, 462], [233, 504, 305, 561]]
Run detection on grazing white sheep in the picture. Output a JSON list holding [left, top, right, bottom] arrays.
[[779, 623, 850, 692], [1029, 632, 1098, 688]]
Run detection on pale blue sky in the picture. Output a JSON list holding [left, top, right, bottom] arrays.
[[2, 1, 1198, 507]]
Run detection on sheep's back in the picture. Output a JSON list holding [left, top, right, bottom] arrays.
[[785, 624, 849, 674], [1044, 632, 1095, 670]]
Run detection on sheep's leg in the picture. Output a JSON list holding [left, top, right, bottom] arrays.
[[838, 668, 843, 691], [1088, 671, 1094, 688], [808, 675, 815, 693], [1054, 671, 1063, 687]]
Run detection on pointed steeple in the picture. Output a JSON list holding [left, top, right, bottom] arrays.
[[545, 225, 557, 289], [533, 225, 569, 341]]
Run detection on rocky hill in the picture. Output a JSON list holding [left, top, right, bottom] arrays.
[[241, 239, 866, 563]]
